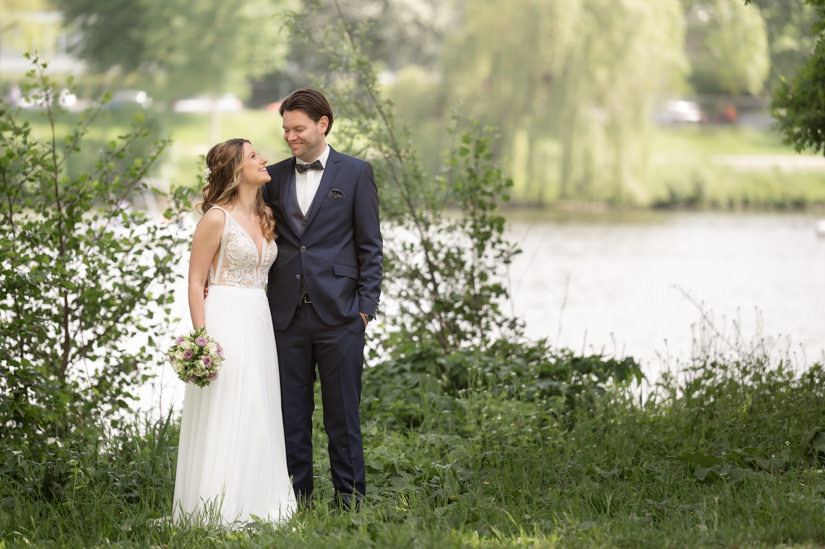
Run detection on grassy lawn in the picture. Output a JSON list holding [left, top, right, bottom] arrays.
[[649, 123, 795, 157], [645, 125, 825, 209], [3, 341, 825, 548]]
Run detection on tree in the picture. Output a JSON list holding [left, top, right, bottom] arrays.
[[685, 0, 770, 95], [745, 0, 820, 90], [249, 0, 457, 107], [0, 56, 190, 496], [745, 0, 825, 154], [52, 0, 290, 101], [437, 0, 686, 203]]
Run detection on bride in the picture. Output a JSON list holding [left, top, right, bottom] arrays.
[[173, 138, 296, 525]]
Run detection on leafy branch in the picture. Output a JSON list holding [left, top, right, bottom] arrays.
[[285, 1, 523, 353]]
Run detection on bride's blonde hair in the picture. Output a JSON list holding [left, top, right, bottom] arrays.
[[199, 138, 276, 240]]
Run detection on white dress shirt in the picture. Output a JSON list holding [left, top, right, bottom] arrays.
[[295, 145, 330, 215]]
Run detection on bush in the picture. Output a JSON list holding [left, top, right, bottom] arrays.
[[0, 56, 189, 499], [362, 339, 643, 430]]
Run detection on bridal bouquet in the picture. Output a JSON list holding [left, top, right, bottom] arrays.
[[167, 327, 225, 387]]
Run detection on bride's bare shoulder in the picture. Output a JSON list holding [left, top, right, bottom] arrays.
[[196, 207, 227, 234]]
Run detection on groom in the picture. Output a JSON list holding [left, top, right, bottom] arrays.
[[261, 88, 382, 510]]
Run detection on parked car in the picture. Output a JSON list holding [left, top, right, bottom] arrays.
[[173, 94, 242, 113], [657, 99, 702, 125], [103, 90, 152, 110]]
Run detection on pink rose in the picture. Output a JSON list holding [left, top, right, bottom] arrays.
[[195, 336, 208, 346], [207, 372, 218, 381], [183, 349, 194, 360], [175, 335, 184, 345], [202, 356, 212, 366]]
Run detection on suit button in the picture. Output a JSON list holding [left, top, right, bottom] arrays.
[[300, 246, 306, 252], [295, 274, 300, 280]]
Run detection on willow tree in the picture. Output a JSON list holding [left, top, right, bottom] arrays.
[[439, 0, 686, 203]]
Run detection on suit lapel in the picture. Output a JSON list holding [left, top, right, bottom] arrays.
[[302, 147, 339, 232], [279, 159, 302, 237]]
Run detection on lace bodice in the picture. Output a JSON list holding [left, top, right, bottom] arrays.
[[207, 206, 277, 289]]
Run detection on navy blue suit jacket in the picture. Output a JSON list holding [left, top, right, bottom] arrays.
[[262, 147, 382, 330]]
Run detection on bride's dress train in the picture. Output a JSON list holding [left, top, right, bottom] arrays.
[[173, 206, 296, 525]]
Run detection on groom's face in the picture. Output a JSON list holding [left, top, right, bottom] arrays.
[[282, 109, 328, 163]]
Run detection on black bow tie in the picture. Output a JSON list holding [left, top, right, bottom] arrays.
[[295, 159, 324, 174]]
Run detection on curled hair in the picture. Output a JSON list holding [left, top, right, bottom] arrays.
[[279, 88, 333, 136], [199, 138, 276, 241]]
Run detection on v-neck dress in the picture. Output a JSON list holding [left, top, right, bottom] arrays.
[[173, 205, 295, 526]]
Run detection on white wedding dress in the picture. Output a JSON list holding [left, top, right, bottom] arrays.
[[173, 206, 296, 526]]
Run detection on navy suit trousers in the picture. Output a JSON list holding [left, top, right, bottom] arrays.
[[275, 301, 366, 505]]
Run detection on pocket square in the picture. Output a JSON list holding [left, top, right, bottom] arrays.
[[327, 188, 345, 199]]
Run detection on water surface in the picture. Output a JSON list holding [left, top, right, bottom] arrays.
[[505, 210, 825, 375]]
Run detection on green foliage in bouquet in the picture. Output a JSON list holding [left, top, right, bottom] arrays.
[[167, 326, 225, 387]]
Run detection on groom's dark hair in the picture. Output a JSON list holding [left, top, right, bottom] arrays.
[[280, 88, 334, 136]]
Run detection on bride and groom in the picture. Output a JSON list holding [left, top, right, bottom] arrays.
[[173, 88, 383, 524]]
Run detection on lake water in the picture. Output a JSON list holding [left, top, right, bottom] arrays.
[[505, 210, 825, 376], [144, 210, 825, 417]]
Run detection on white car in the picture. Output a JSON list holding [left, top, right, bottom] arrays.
[[104, 90, 153, 110], [173, 94, 243, 113], [658, 99, 702, 124]]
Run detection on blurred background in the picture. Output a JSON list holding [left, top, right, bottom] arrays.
[[2, 0, 823, 374], [2, 0, 824, 207]]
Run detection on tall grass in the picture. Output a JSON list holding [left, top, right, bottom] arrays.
[[3, 336, 825, 548]]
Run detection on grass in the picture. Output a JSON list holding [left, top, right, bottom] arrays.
[[647, 125, 825, 209], [3, 338, 825, 548], [649, 124, 794, 156]]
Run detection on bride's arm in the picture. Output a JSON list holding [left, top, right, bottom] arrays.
[[188, 209, 225, 329]]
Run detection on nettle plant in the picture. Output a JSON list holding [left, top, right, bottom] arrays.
[[0, 56, 190, 459]]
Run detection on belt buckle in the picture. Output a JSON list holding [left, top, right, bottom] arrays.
[[302, 295, 312, 304]]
